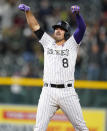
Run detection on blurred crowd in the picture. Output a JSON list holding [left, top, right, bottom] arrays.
[[0, 0, 107, 81]]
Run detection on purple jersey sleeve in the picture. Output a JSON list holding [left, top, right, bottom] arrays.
[[73, 14, 86, 44]]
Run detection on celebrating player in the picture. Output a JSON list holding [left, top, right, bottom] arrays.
[[18, 4, 88, 131]]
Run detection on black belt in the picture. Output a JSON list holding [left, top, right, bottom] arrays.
[[44, 83, 72, 88]]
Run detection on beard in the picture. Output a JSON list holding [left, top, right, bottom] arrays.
[[55, 37, 65, 42], [54, 34, 65, 42]]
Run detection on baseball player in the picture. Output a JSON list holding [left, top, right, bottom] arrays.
[[18, 4, 88, 131]]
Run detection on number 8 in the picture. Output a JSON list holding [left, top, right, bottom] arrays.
[[62, 58, 68, 68]]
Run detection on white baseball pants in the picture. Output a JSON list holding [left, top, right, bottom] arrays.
[[34, 83, 89, 131]]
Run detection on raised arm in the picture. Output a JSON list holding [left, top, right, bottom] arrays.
[[25, 10, 40, 31], [71, 5, 86, 44], [18, 4, 55, 47], [18, 4, 40, 31]]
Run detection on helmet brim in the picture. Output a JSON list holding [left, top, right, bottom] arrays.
[[52, 25, 68, 32]]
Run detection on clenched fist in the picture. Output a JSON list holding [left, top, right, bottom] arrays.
[[18, 4, 30, 12], [71, 5, 80, 14]]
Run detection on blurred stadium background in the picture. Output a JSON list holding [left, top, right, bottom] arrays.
[[0, 0, 107, 130]]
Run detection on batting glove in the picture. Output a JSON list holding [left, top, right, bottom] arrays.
[[18, 4, 30, 12], [71, 5, 80, 14]]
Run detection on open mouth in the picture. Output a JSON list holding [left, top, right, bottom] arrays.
[[56, 33, 61, 35]]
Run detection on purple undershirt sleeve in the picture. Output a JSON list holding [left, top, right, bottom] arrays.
[[73, 14, 86, 44]]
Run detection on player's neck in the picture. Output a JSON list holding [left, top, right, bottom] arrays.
[[56, 39, 66, 46]]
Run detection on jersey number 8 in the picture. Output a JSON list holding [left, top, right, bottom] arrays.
[[62, 58, 68, 68]]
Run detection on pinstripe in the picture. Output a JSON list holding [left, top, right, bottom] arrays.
[[34, 33, 88, 130], [34, 87, 58, 131], [41, 34, 78, 84], [59, 88, 77, 125], [58, 87, 88, 130]]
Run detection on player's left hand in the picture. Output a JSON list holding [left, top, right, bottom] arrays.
[[71, 5, 80, 14]]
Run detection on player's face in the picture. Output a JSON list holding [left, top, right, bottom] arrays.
[[54, 28, 65, 42]]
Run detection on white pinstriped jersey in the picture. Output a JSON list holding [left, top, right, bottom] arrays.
[[39, 32, 80, 84]]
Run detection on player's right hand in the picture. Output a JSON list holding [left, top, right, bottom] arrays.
[[18, 4, 30, 12]]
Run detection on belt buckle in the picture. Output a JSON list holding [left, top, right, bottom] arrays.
[[56, 85, 59, 88]]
